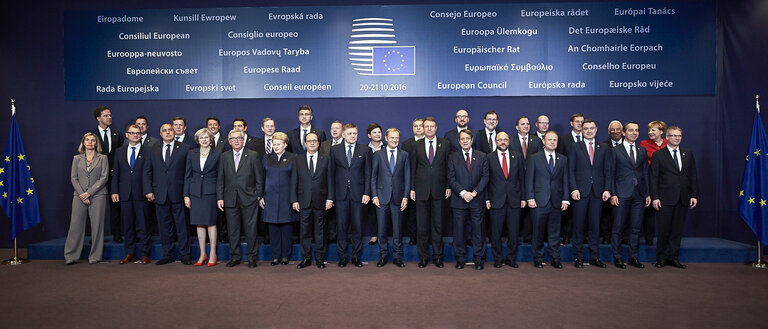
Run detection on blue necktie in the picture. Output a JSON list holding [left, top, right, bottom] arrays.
[[302, 129, 308, 150], [548, 154, 554, 173], [129, 146, 136, 169], [389, 150, 395, 173]]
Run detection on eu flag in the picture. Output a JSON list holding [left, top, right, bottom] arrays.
[[372, 46, 415, 75], [739, 111, 768, 245], [0, 112, 42, 239]]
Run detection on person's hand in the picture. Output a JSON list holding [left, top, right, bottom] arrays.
[[325, 201, 334, 210], [445, 189, 452, 199], [652, 199, 661, 211], [372, 197, 380, 208], [184, 196, 191, 209], [217, 200, 224, 211], [410, 190, 416, 201], [561, 203, 569, 211], [362, 195, 370, 204], [83, 198, 91, 206], [78, 192, 90, 202], [111, 194, 119, 203], [145, 193, 155, 202], [292, 202, 300, 212], [571, 191, 580, 201], [259, 198, 265, 209], [690, 198, 698, 209], [486, 201, 491, 210], [520, 200, 527, 208], [400, 198, 408, 211], [602, 191, 611, 202], [462, 193, 473, 203], [645, 196, 651, 208], [610, 196, 619, 207], [528, 200, 537, 208]]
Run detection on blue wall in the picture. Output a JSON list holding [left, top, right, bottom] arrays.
[[0, 0, 766, 247]]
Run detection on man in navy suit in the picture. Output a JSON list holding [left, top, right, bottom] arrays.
[[609, 121, 651, 269], [254, 117, 276, 156], [525, 131, 569, 269], [144, 123, 192, 265], [231, 118, 259, 151], [371, 128, 410, 267], [444, 109, 470, 153], [134, 115, 159, 148], [601, 120, 625, 244], [401, 118, 424, 246], [509, 116, 542, 244], [111, 124, 151, 265], [206, 117, 229, 243], [474, 110, 499, 154], [330, 123, 371, 267], [291, 132, 334, 269], [447, 129, 489, 270], [287, 105, 327, 153], [535, 115, 550, 140], [486, 132, 526, 268], [650, 126, 699, 269], [557, 113, 584, 245], [410, 117, 451, 268], [90, 106, 125, 243], [568, 119, 611, 269], [172, 117, 193, 146]]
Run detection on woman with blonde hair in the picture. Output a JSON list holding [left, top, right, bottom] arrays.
[[184, 128, 221, 266]]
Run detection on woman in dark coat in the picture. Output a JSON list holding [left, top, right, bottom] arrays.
[[184, 128, 221, 266], [260, 132, 297, 265]]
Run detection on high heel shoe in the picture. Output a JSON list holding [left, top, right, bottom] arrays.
[[207, 259, 217, 267], [194, 257, 209, 266]]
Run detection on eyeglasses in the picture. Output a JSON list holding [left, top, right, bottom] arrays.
[[126, 132, 141, 135], [456, 115, 468, 119], [229, 137, 244, 141]]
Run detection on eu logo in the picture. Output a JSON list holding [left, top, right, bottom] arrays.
[[372, 46, 415, 75]]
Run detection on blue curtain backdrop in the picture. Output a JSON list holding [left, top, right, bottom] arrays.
[[0, 0, 766, 246]]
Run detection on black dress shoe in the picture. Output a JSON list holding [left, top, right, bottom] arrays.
[[408, 239, 417, 246], [561, 237, 570, 245], [226, 259, 241, 267], [474, 262, 484, 270], [368, 239, 377, 245], [523, 238, 532, 244], [270, 259, 279, 266], [434, 257, 444, 268], [376, 258, 387, 267], [248, 260, 258, 268], [613, 258, 626, 269], [297, 259, 312, 269], [505, 259, 519, 268], [393, 259, 405, 267], [316, 260, 326, 268], [338, 258, 348, 267], [551, 260, 563, 269], [654, 261, 665, 268], [155, 258, 175, 265], [667, 260, 687, 269], [574, 259, 584, 269], [65, 260, 77, 265], [493, 260, 503, 268], [220, 236, 229, 243], [351, 258, 363, 267], [621, 237, 629, 245], [417, 259, 428, 268], [466, 239, 473, 247], [600, 237, 610, 245], [589, 259, 607, 268], [534, 260, 544, 268], [181, 259, 194, 265], [280, 258, 289, 265], [113, 236, 123, 243], [627, 258, 644, 268], [455, 261, 466, 269], [645, 239, 654, 246]]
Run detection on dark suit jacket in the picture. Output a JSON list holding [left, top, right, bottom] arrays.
[[650, 147, 699, 205], [175, 135, 194, 147], [213, 133, 227, 152], [603, 138, 624, 148], [473, 129, 498, 154], [568, 140, 613, 199], [222, 134, 258, 152], [184, 148, 220, 197], [127, 135, 159, 148], [290, 152, 334, 209], [253, 137, 267, 155], [330, 142, 371, 201], [90, 127, 124, 171], [216, 148, 264, 207], [401, 136, 420, 155], [371, 148, 411, 205], [143, 141, 190, 204], [319, 138, 343, 156], [487, 150, 525, 209], [447, 149, 489, 209], [410, 137, 450, 200], [509, 134, 543, 161], [443, 128, 464, 153], [287, 126, 327, 153], [525, 151, 569, 208], [609, 143, 649, 198], [556, 132, 579, 157], [111, 144, 149, 200]]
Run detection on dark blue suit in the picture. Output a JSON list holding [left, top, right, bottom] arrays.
[[287, 126, 327, 154], [291, 152, 334, 261], [371, 148, 410, 259], [609, 142, 649, 261], [111, 144, 151, 257], [447, 149, 489, 263], [509, 133, 543, 241], [443, 128, 464, 154], [568, 140, 613, 261], [183, 148, 220, 226], [410, 137, 450, 261], [525, 151, 569, 262], [91, 127, 125, 240], [473, 129, 497, 154], [487, 149, 525, 262], [144, 141, 191, 261], [331, 142, 371, 260]]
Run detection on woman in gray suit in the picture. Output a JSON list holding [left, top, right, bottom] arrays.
[[184, 128, 221, 266], [64, 132, 109, 265]]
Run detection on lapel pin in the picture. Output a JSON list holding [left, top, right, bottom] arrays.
[[282, 158, 287, 162], [682, 153, 686, 156]]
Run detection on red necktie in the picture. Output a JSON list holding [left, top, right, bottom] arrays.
[[522, 137, 527, 158], [589, 141, 594, 165], [465, 152, 471, 170], [501, 152, 508, 179]]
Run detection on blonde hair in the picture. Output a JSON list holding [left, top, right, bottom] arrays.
[[194, 127, 214, 144], [272, 132, 289, 143], [78, 132, 103, 154]]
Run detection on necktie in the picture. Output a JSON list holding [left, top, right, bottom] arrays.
[[175, 136, 180, 142], [389, 150, 395, 173], [309, 155, 315, 175], [576, 135, 582, 143], [141, 137, 145, 145], [234, 152, 241, 171], [548, 154, 554, 173], [266, 139, 272, 154], [501, 152, 509, 179], [465, 152, 471, 170], [302, 129, 308, 150], [165, 144, 171, 166], [129, 146, 136, 169], [347, 145, 353, 166], [333, 139, 338, 146], [629, 146, 636, 165], [588, 141, 594, 165], [522, 137, 527, 158], [673, 149, 680, 171], [103, 129, 110, 153], [428, 140, 434, 164], [488, 132, 494, 151]]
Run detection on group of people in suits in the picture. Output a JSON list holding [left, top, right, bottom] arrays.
[[64, 105, 699, 271]]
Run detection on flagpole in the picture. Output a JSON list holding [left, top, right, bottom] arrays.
[[2, 100, 31, 265], [749, 94, 767, 268]]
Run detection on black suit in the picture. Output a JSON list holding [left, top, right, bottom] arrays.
[[174, 135, 194, 147], [509, 133, 542, 242], [650, 147, 698, 262], [217, 148, 264, 262], [400, 136, 422, 240], [290, 152, 334, 261], [410, 137, 450, 261], [487, 149, 525, 262], [212, 133, 227, 152], [568, 140, 612, 261], [525, 151, 569, 262], [111, 144, 151, 257], [447, 149, 489, 263], [144, 141, 191, 261], [91, 127, 125, 240], [473, 129, 498, 154], [287, 126, 327, 154], [609, 143, 649, 261], [557, 132, 581, 242], [443, 128, 464, 154], [330, 142, 371, 260]]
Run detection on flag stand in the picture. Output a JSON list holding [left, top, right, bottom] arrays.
[[2, 238, 30, 265]]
